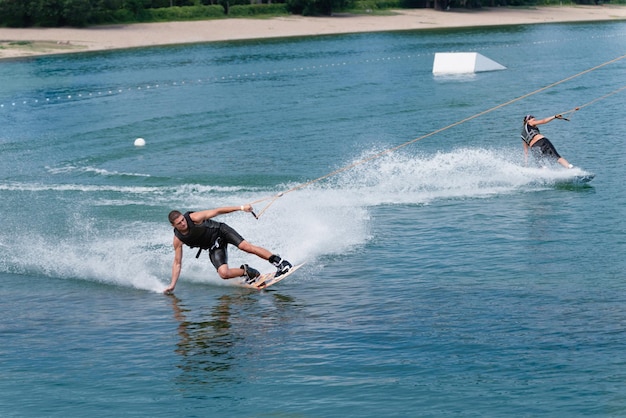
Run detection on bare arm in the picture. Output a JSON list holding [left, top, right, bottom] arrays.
[[528, 114, 561, 127], [164, 236, 184, 294], [522, 141, 529, 165], [189, 204, 254, 223]]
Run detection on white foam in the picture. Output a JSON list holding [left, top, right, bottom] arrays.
[[1, 147, 591, 292]]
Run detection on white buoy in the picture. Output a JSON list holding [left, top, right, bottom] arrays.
[[134, 138, 146, 147]]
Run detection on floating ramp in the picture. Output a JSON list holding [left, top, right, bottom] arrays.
[[433, 52, 506, 75]]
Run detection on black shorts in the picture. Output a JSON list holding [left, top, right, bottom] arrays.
[[530, 137, 561, 161], [208, 223, 245, 269]]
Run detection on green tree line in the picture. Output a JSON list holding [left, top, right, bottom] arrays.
[[0, 0, 616, 28]]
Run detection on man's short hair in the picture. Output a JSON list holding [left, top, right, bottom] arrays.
[[168, 210, 183, 224]]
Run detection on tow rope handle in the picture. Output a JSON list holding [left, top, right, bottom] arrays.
[[555, 106, 581, 122]]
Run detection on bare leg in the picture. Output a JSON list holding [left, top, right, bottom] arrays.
[[557, 157, 573, 168], [238, 240, 272, 260], [216, 264, 245, 280]]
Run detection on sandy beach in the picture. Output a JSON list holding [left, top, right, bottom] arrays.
[[1, 5, 625, 60]]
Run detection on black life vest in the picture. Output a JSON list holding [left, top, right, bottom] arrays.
[[173, 211, 222, 250], [521, 122, 541, 146]]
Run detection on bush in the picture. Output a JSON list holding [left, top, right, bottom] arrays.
[[228, 3, 290, 16], [146, 5, 225, 20], [91, 8, 135, 24], [31, 0, 63, 26], [285, 0, 306, 13], [352, 0, 401, 9], [63, 0, 93, 27], [0, 0, 28, 27]]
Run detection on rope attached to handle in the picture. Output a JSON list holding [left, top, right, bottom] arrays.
[[248, 54, 626, 219]]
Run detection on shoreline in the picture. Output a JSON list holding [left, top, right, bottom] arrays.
[[1, 5, 626, 60]]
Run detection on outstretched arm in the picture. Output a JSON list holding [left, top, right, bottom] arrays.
[[529, 114, 561, 126], [189, 204, 254, 223], [164, 237, 184, 294]]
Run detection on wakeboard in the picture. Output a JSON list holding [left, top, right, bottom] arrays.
[[239, 263, 305, 290], [574, 173, 595, 183], [558, 173, 595, 185]]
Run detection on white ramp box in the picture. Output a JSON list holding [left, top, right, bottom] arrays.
[[433, 52, 506, 75]]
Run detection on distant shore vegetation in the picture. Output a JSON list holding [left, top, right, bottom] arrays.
[[0, 0, 621, 28]]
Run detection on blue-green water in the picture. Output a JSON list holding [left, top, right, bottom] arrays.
[[2, 21, 626, 417]]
